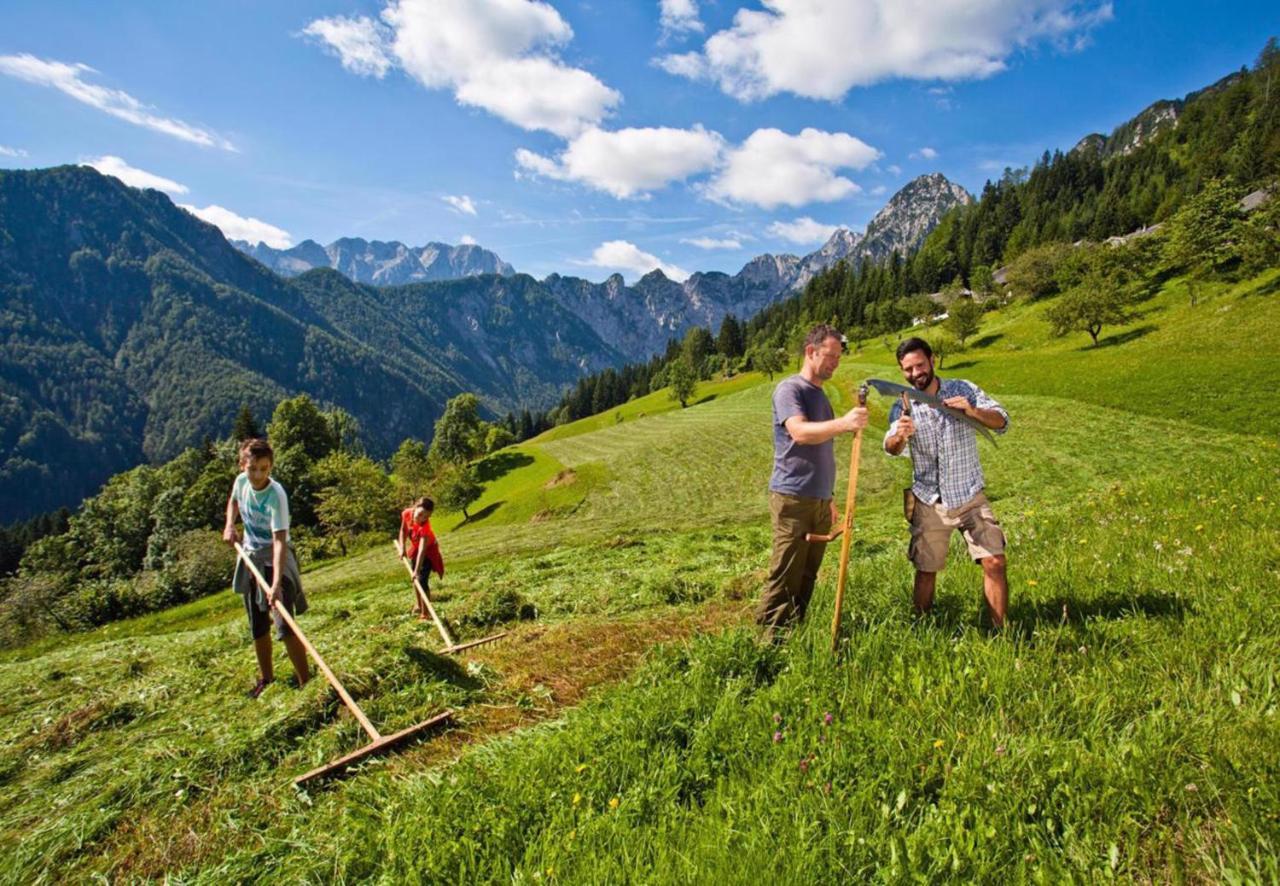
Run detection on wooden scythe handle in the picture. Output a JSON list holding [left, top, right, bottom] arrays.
[[829, 383, 868, 652]]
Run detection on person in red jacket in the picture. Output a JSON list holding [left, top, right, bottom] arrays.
[[397, 496, 444, 619]]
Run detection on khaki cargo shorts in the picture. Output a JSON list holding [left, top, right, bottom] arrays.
[[908, 491, 1005, 572]]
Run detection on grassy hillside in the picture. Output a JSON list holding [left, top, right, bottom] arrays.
[[1, 272, 1277, 882]]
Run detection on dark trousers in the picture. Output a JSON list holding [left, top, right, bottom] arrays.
[[758, 492, 832, 633]]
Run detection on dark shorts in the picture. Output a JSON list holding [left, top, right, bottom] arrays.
[[233, 545, 307, 641]]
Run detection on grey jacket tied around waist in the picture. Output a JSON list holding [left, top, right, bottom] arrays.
[[233, 543, 308, 615]]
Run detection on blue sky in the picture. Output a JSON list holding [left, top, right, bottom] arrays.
[[1, 1, 1276, 281]]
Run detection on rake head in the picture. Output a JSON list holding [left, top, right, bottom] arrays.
[[293, 710, 454, 788]]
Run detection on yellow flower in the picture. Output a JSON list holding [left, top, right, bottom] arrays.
[[575, 764, 588, 773], [933, 739, 945, 749], [572, 792, 581, 806], [1194, 525, 1204, 532], [1027, 579, 1038, 587], [609, 796, 620, 809]]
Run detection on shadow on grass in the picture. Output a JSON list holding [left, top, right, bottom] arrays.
[[452, 501, 502, 530], [475, 451, 534, 483], [1242, 275, 1280, 298], [997, 591, 1193, 641], [402, 644, 484, 691], [944, 360, 980, 370], [1088, 324, 1157, 349], [695, 393, 719, 405], [970, 333, 1004, 349]]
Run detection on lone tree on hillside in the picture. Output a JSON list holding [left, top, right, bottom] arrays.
[[945, 296, 984, 347], [668, 357, 697, 408], [435, 462, 483, 521], [749, 345, 785, 379], [1163, 179, 1244, 306]]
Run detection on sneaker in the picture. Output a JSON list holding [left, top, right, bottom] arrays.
[[247, 677, 274, 699]]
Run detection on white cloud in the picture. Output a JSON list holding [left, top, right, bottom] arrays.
[[767, 217, 839, 245], [655, 51, 707, 79], [459, 234, 478, 245], [870, 184, 888, 196], [0, 53, 235, 150], [705, 127, 880, 209], [0, 145, 29, 158], [910, 146, 939, 160], [660, 0, 704, 37], [682, 236, 743, 250], [180, 204, 293, 248], [888, 164, 903, 175], [659, 0, 1112, 101], [443, 194, 478, 215], [515, 125, 724, 198], [578, 239, 690, 282], [84, 155, 189, 195], [302, 15, 394, 77], [306, 0, 620, 137]]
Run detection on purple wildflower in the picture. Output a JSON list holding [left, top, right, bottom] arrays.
[[823, 712, 834, 725], [772, 731, 783, 743]]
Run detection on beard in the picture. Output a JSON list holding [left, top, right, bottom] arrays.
[[909, 368, 934, 391]]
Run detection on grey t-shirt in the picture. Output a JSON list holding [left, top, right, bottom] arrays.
[[770, 374, 835, 500]]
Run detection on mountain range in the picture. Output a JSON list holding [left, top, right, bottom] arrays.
[[0, 167, 967, 520], [233, 237, 515, 284]]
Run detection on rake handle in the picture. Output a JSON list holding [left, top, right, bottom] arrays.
[[235, 543, 381, 741], [395, 546, 456, 648]]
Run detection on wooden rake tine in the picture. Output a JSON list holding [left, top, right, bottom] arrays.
[[234, 543, 452, 787], [394, 545, 507, 655]]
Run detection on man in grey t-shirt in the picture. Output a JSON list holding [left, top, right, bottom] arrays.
[[760, 324, 868, 637]]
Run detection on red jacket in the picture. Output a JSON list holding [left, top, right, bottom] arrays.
[[401, 509, 444, 578]]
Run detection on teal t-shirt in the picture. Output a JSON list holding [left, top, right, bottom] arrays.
[[233, 472, 291, 551]]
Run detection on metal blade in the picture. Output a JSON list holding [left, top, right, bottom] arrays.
[[865, 378, 997, 445]]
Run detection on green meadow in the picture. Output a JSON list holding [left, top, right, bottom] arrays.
[[1, 271, 1277, 882]]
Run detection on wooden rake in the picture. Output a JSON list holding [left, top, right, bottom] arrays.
[[805, 382, 868, 653], [234, 543, 453, 787], [395, 545, 508, 654]]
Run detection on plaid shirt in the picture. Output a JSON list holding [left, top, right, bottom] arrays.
[[884, 378, 1009, 509]]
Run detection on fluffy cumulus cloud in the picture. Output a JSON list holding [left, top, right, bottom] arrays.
[[705, 127, 880, 209], [658, 0, 1113, 101], [459, 234, 478, 245], [767, 216, 840, 245], [682, 235, 743, 250], [0, 145, 29, 158], [179, 204, 293, 249], [0, 54, 235, 150], [910, 146, 939, 159], [302, 15, 394, 77], [660, 0, 703, 37], [305, 0, 619, 137], [579, 239, 690, 282], [515, 125, 724, 198], [83, 155, 189, 194], [443, 194, 478, 215]]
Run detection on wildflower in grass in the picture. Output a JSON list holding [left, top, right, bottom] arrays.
[[799, 758, 809, 773], [1185, 783, 1198, 793], [572, 792, 580, 806], [575, 764, 587, 773], [773, 712, 782, 725], [1027, 579, 1038, 586], [933, 739, 945, 749], [994, 744, 1007, 756], [1195, 525, 1204, 532], [823, 711, 833, 725], [609, 796, 620, 809], [773, 731, 783, 743]]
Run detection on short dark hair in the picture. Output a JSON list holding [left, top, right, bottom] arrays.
[[896, 337, 933, 364], [804, 324, 843, 351], [239, 437, 274, 465], [413, 496, 435, 512]]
